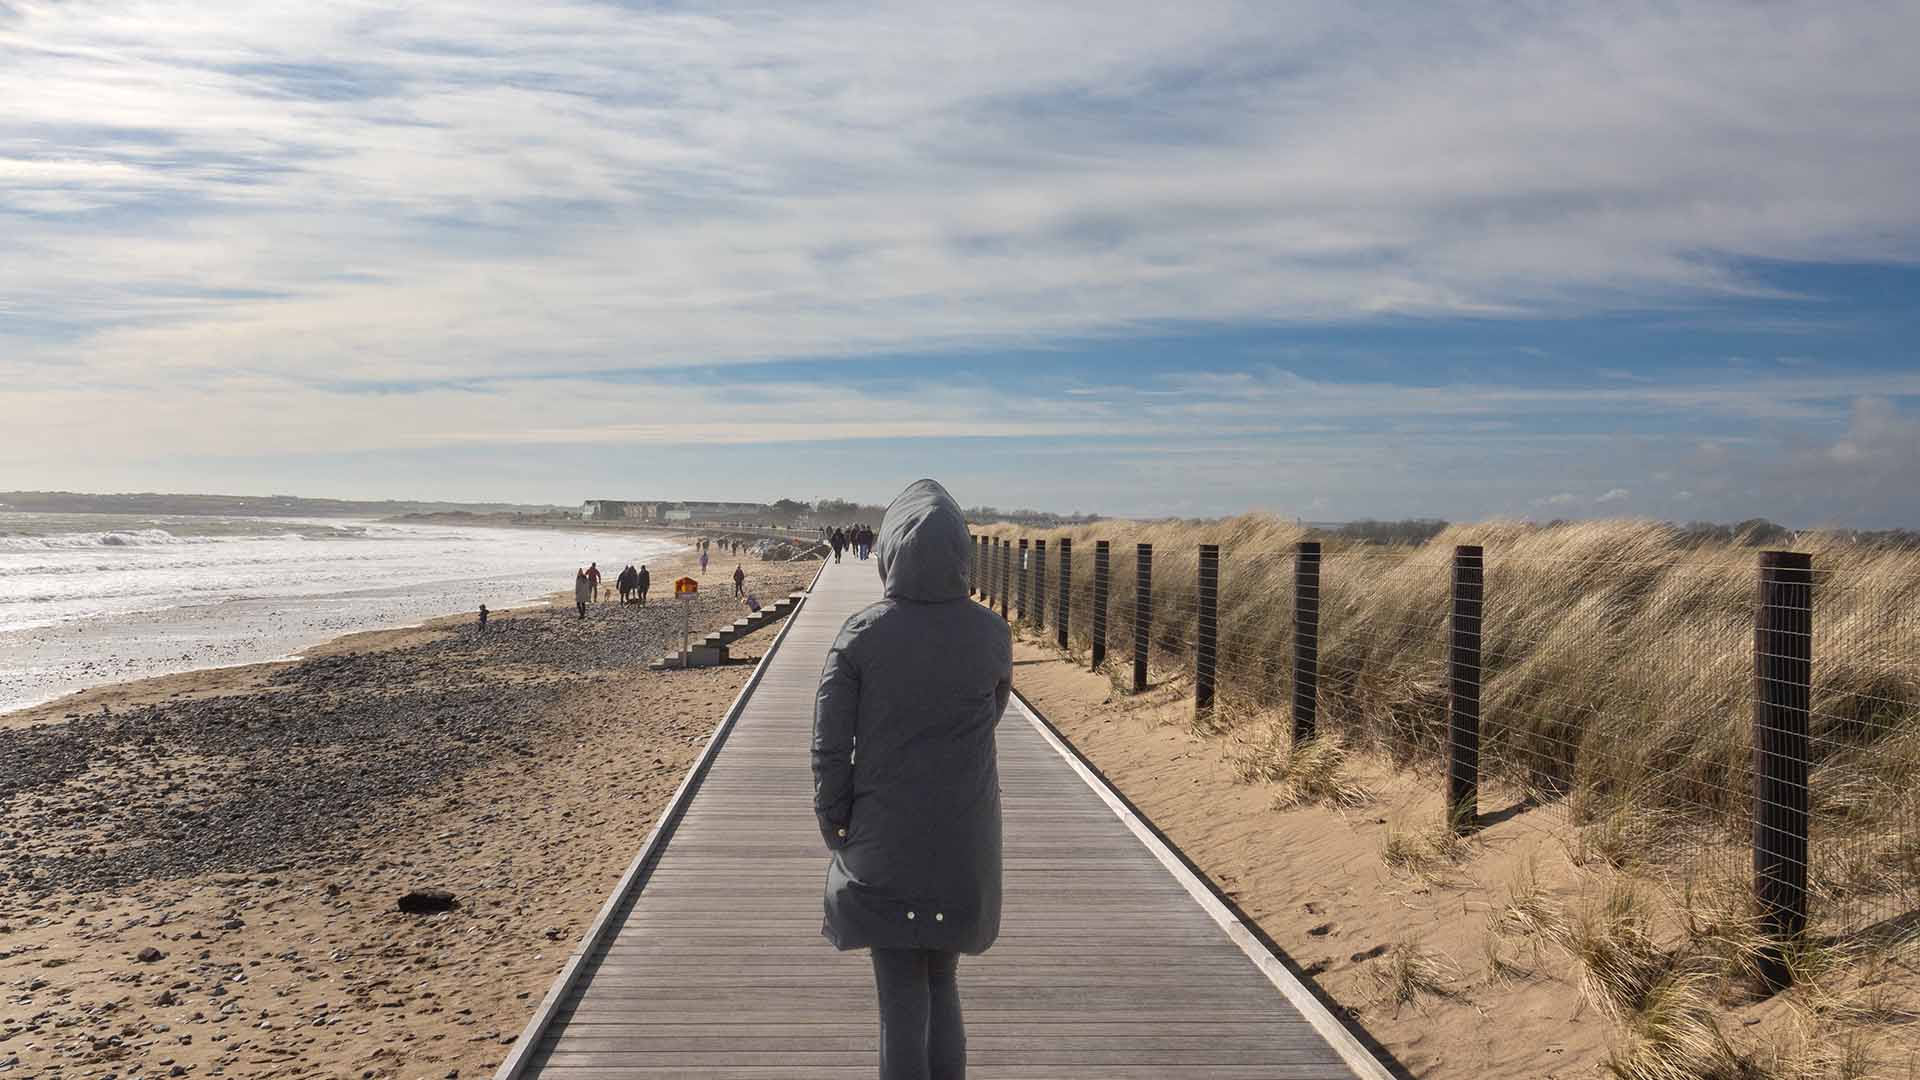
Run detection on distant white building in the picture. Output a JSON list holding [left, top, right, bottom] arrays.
[[581, 499, 770, 523]]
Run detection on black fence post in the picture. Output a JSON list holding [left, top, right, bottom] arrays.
[[983, 538, 993, 604], [969, 535, 979, 597], [1195, 545, 1219, 725], [1294, 541, 1321, 745], [1133, 543, 1153, 693], [998, 538, 1010, 622], [1755, 550, 1813, 992], [1447, 545, 1483, 833], [1091, 541, 1110, 670], [1033, 540, 1047, 632], [1056, 539, 1072, 649], [1016, 539, 1029, 623]]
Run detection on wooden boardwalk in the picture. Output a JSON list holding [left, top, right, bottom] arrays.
[[499, 557, 1388, 1079]]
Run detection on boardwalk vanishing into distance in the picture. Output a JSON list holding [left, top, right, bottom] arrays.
[[497, 557, 1391, 1079]]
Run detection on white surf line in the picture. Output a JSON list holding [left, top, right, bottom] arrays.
[[1012, 688, 1399, 1080]]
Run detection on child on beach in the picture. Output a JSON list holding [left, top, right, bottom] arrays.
[[812, 479, 1012, 1080]]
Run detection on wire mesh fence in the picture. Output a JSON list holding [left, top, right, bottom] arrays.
[[968, 523, 1920, 954]]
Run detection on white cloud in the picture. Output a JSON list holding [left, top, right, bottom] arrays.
[[2, 1, 1919, 386], [1596, 488, 1630, 503], [4, 3, 1920, 523]]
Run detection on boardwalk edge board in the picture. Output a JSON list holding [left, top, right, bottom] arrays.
[[492, 559, 827, 1080], [1010, 688, 1398, 1080]]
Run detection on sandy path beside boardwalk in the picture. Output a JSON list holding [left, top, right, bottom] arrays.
[[0, 548, 818, 1079]]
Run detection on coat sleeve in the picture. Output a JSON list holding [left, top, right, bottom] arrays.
[[992, 633, 1013, 725], [812, 625, 860, 850]]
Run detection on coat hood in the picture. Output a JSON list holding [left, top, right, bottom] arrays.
[[876, 479, 971, 602]]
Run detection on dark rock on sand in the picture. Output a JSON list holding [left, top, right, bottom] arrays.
[[397, 888, 458, 915]]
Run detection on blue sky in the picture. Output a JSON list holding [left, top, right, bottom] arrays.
[[3, 2, 1919, 524]]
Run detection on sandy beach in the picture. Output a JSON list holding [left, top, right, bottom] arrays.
[[0, 545, 817, 1078]]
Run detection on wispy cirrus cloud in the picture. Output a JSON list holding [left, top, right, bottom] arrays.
[[6, 2, 1920, 381], [4, 2, 1920, 522]]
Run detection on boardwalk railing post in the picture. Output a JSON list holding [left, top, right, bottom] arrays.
[[1033, 540, 1047, 633], [999, 538, 1010, 622], [1056, 539, 1072, 649], [1196, 544, 1219, 725], [1017, 538, 1029, 623], [1133, 543, 1153, 693], [1091, 541, 1110, 670], [1755, 549, 1813, 993], [1293, 541, 1320, 745], [1447, 545, 1483, 833]]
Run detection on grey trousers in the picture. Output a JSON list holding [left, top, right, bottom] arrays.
[[871, 948, 964, 1080]]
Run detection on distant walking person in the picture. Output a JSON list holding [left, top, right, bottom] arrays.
[[733, 564, 746, 598], [586, 562, 602, 603], [636, 564, 650, 605], [831, 528, 846, 564], [574, 569, 591, 619], [813, 479, 1011, 1080], [700, 548, 710, 574], [478, 604, 489, 631]]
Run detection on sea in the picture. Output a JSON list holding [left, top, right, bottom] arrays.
[[0, 513, 681, 715]]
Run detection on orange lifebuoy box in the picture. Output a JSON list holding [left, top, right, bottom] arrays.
[[674, 576, 699, 596]]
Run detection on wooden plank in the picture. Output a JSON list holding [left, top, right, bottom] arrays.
[[510, 556, 1384, 1078]]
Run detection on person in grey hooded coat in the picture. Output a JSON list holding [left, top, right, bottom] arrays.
[[814, 478, 1012, 1080]]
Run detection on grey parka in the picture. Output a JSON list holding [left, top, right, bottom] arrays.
[[812, 479, 1013, 954]]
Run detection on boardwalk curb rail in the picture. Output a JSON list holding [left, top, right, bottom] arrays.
[[490, 558, 827, 1080], [1010, 688, 1398, 1080]]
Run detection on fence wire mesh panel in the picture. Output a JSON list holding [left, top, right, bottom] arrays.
[[968, 520, 1920, 942], [1805, 549, 1920, 937]]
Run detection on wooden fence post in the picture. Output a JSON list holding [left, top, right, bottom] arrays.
[[1056, 539, 1072, 649], [1133, 543, 1153, 693], [1091, 541, 1109, 670], [1195, 544, 1219, 724], [970, 535, 979, 597], [1033, 540, 1047, 632], [998, 538, 1010, 622], [1447, 545, 1483, 833], [1755, 550, 1813, 992], [1016, 539, 1029, 622], [1294, 541, 1321, 745], [984, 538, 993, 606]]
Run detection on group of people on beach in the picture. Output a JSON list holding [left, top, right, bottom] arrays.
[[616, 563, 651, 605], [570, 561, 655, 618], [828, 524, 874, 563], [566, 547, 757, 620]]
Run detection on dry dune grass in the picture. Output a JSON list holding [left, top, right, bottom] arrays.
[[979, 514, 1920, 924], [985, 514, 1920, 1078]]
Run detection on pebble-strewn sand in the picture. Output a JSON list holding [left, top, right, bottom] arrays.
[[0, 549, 816, 1079]]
